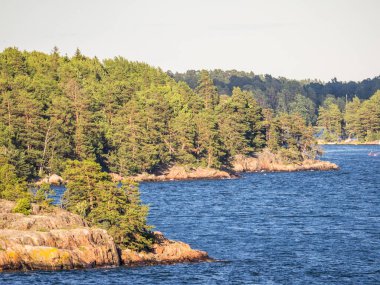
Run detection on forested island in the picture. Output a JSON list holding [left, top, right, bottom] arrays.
[[0, 47, 378, 271], [0, 47, 343, 182]]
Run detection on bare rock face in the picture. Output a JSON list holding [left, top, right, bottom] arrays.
[[121, 232, 212, 266], [131, 165, 231, 182], [109, 172, 124, 182], [48, 174, 64, 185], [0, 200, 212, 271], [232, 151, 339, 172], [0, 200, 120, 271], [36, 174, 64, 185], [0, 204, 87, 231]]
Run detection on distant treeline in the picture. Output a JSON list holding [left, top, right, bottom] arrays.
[[0, 48, 318, 180], [170, 70, 380, 141]]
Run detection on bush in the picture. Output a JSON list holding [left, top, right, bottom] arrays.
[[278, 147, 302, 163], [33, 183, 55, 209], [0, 162, 28, 201], [13, 197, 32, 215]]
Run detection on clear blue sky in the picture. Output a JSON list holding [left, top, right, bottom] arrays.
[[1, 0, 379, 81]]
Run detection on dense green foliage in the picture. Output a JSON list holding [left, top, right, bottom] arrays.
[[171, 71, 378, 122], [33, 182, 55, 209], [317, 91, 380, 142], [0, 47, 321, 180], [344, 91, 380, 141], [265, 112, 318, 162], [171, 70, 380, 142], [317, 98, 344, 141], [62, 160, 152, 250], [0, 160, 29, 201], [12, 197, 32, 215], [0, 159, 56, 215], [0, 157, 55, 213]]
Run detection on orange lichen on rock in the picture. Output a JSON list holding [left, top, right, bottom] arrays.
[[0, 200, 211, 271], [0, 200, 120, 271]]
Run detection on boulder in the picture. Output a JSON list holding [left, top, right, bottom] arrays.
[[48, 174, 64, 185], [36, 174, 64, 185]]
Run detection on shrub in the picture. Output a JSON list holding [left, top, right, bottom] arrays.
[[33, 183, 55, 209], [13, 197, 32, 215]]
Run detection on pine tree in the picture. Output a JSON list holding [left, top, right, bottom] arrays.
[[218, 87, 264, 156], [195, 70, 219, 110], [194, 110, 226, 168], [317, 98, 343, 141], [289, 93, 316, 124], [344, 96, 362, 139], [358, 90, 380, 141]]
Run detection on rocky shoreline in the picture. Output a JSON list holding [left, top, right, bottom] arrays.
[[36, 151, 339, 184], [37, 159, 338, 186], [120, 152, 339, 182], [6, 150, 339, 271], [0, 200, 211, 271], [317, 139, 380, 145], [126, 165, 233, 182], [232, 151, 339, 173]]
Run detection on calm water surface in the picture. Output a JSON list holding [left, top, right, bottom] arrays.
[[1, 145, 379, 284]]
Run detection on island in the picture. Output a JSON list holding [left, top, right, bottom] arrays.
[[2, 47, 368, 272]]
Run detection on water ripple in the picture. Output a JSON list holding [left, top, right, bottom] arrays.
[[2, 145, 380, 284]]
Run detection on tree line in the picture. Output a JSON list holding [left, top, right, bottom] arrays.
[[317, 92, 380, 142], [0, 47, 318, 181], [170, 70, 380, 142], [0, 47, 322, 251]]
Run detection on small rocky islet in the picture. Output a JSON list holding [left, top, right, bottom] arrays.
[[0, 199, 211, 271]]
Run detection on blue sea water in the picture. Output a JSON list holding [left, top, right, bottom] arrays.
[[1, 145, 379, 284]]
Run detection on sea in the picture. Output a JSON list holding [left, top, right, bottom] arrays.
[[1, 145, 379, 284]]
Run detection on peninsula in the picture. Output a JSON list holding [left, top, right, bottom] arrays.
[[0, 199, 210, 271]]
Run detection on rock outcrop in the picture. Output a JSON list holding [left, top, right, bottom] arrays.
[[232, 151, 339, 172], [0, 200, 211, 271], [0, 200, 120, 271], [36, 174, 64, 185], [121, 232, 211, 266], [120, 152, 338, 182], [128, 165, 232, 182]]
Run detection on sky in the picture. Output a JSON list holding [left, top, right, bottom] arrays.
[[0, 0, 379, 82]]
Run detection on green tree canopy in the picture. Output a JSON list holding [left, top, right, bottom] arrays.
[[62, 160, 152, 250]]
